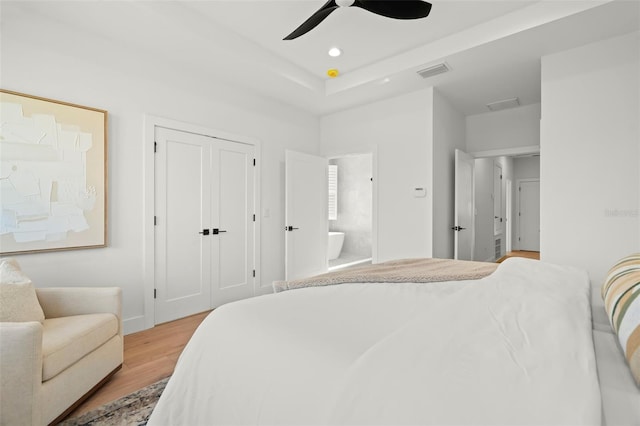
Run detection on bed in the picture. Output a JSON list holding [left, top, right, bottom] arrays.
[[148, 257, 640, 425]]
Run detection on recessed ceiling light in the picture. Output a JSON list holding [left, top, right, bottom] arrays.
[[328, 47, 342, 57]]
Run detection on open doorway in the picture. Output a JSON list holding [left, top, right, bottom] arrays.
[[327, 153, 373, 271], [463, 153, 540, 263]]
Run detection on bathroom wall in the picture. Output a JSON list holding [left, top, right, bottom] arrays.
[[329, 154, 373, 258]]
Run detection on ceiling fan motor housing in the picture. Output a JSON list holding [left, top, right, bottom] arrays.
[[336, 0, 356, 7]]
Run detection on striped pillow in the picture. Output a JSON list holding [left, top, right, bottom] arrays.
[[601, 253, 640, 386]]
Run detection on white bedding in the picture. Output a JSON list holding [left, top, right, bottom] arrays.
[[148, 258, 602, 425]]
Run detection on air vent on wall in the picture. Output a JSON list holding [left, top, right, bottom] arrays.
[[486, 97, 520, 112], [417, 62, 450, 79]]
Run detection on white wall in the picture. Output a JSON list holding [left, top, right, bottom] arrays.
[[514, 156, 540, 180], [432, 89, 466, 259], [541, 31, 640, 285], [466, 103, 541, 153], [320, 89, 434, 262], [2, 15, 320, 333]]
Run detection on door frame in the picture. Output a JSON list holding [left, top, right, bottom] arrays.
[[515, 178, 540, 251], [326, 150, 378, 265], [505, 179, 513, 253], [142, 115, 261, 331], [324, 147, 379, 264]]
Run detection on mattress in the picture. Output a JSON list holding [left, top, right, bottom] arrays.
[[593, 329, 640, 425], [148, 258, 602, 425]]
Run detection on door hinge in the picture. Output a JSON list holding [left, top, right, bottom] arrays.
[[253, 158, 256, 166], [252, 270, 256, 277], [154, 141, 157, 153], [154, 289, 157, 299], [253, 214, 256, 222], [154, 216, 157, 226]]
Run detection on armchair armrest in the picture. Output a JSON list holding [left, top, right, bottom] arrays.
[[0, 322, 43, 426], [36, 287, 122, 335]]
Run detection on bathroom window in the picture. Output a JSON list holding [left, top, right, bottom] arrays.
[[328, 164, 338, 220]]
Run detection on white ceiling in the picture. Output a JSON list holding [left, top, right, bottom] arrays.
[[4, 0, 639, 116], [187, 0, 537, 78]]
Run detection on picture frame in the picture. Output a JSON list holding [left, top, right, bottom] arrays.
[[0, 89, 108, 255]]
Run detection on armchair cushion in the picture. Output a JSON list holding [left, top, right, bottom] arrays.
[[41, 313, 119, 381], [0, 258, 45, 323]]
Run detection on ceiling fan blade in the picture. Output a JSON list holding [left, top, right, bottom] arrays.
[[284, 0, 339, 40], [353, 0, 432, 19]]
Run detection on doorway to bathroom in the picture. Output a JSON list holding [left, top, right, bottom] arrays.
[[327, 153, 374, 271]]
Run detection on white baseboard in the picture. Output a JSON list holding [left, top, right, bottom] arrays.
[[123, 315, 147, 335]]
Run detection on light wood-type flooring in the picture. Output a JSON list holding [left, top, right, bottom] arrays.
[[63, 310, 211, 422]]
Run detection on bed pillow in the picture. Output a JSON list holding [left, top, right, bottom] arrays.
[[601, 253, 640, 386], [0, 258, 45, 323]]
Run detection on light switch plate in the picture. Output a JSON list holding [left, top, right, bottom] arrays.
[[414, 187, 426, 198]]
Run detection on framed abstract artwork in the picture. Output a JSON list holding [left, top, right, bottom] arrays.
[[0, 89, 107, 255]]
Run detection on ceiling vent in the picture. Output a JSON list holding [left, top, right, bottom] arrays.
[[417, 62, 450, 80], [486, 97, 520, 112]]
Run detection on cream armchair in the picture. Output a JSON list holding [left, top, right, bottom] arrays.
[[0, 287, 123, 426]]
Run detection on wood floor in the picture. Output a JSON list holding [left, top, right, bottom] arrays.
[[496, 250, 540, 263], [64, 310, 211, 421]]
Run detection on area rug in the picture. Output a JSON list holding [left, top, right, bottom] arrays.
[[58, 377, 169, 426]]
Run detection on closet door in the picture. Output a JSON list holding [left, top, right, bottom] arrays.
[[210, 140, 255, 307], [155, 127, 213, 324], [155, 128, 255, 324]]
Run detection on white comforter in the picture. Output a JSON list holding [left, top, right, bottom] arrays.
[[148, 258, 601, 425]]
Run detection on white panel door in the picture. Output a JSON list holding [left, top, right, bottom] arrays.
[[493, 163, 503, 235], [211, 140, 255, 307], [454, 149, 475, 260], [155, 127, 255, 324], [155, 127, 212, 324], [285, 150, 328, 280], [519, 179, 540, 251]]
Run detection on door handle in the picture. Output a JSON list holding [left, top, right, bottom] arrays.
[[451, 226, 467, 231], [285, 226, 299, 231], [212, 228, 227, 235], [199, 229, 210, 236]]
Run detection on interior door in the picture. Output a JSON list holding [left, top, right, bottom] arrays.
[[493, 163, 503, 235], [155, 127, 212, 324], [454, 149, 475, 260], [155, 127, 255, 324], [285, 150, 328, 280], [211, 140, 255, 307], [519, 179, 540, 251]]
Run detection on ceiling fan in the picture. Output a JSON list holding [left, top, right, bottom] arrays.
[[284, 0, 433, 40]]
